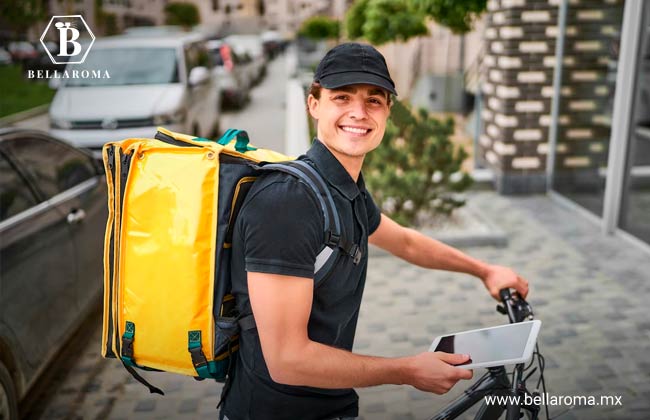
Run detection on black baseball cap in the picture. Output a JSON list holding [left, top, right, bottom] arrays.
[[314, 42, 397, 96]]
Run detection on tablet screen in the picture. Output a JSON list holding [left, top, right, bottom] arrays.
[[432, 322, 535, 365]]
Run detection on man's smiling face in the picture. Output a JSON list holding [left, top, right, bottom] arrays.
[[307, 84, 391, 161]]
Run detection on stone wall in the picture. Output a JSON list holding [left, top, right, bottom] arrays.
[[480, 0, 624, 194]]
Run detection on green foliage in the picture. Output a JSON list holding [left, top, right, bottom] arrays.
[[364, 100, 473, 227], [0, 0, 47, 35], [164, 2, 200, 28], [361, 0, 428, 45], [0, 65, 55, 118], [298, 16, 341, 40], [344, 0, 369, 39], [414, 0, 487, 34], [345, 0, 487, 44]]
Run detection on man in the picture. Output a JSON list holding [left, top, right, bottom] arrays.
[[220, 43, 529, 420]]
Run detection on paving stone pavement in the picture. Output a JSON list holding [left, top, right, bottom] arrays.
[[29, 191, 650, 420]]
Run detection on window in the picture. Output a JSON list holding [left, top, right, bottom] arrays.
[[64, 48, 179, 87], [3, 136, 95, 201], [0, 153, 37, 222]]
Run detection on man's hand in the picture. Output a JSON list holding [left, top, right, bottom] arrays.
[[404, 352, 473, 394], [482, 264, 529, 300]]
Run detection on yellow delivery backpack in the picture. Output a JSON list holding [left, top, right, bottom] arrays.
[[101, 128, 361, 395]]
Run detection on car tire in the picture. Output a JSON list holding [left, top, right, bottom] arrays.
[[0, 361, 18, 420]]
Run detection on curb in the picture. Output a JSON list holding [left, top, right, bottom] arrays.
[[369, 204, 508, 257], [0, 103, 50, 127]]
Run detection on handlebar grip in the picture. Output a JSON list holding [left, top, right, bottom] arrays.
[[499, 288, 512, 302], [499, 288, 518, 324]]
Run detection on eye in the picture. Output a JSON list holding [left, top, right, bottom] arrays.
[[333, 94, 349, 101], [368, 97, 384, 105]]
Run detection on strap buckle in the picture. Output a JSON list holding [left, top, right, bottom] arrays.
[[122, 337, 134, 359], [325, 230, 340, 247], [189, 347, 208, 368], [350, 244, 362, 265]]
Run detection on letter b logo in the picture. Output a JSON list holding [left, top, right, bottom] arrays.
[[40, 15, 95, 65], [55, 22, 82, 57]]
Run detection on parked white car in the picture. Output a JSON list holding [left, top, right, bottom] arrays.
[[49, 33, 221, 155], [225, 34, 267, 84], [207, 39, 256, 108]]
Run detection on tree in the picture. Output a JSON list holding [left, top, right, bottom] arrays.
[[0, 0, 48, 37], [164, 2, 200, 28], [345, 0, 369, 40], [414, 0, 487, 34], [360, 0, 428, 45], [345, 0, 487, 44], [298, 16, 340, 41], [363, 100, 472, 226]]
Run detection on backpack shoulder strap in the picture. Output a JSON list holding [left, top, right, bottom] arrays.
[[258, 161, 362, 281]]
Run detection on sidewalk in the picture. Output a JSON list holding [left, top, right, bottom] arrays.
[[31, 190, 650, 420], [356, 191, 650, 420]]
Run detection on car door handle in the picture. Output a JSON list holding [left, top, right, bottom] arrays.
[[67, 208, 86, 224]]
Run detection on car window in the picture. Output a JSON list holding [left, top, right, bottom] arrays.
[[3, 136, 96, 201], [0, 153, 37, 222], [64, 47, 179, 87], [211, 48, 224, 66]]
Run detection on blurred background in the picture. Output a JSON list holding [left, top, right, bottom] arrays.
[[0, 0, 649, 419]]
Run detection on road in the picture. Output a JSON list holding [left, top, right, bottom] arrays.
[[8, 53, 290, 153]]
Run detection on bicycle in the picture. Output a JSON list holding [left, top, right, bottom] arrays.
[[430, 289, 550, 420]]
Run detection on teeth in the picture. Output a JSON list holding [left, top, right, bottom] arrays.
[[341, 126, 369, 134]]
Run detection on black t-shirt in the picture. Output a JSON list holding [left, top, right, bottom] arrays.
[[221, 139, 382, 420]]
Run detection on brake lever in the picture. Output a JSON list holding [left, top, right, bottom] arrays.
[[497, 290, 534, 322], [512, 293, 534, 321]]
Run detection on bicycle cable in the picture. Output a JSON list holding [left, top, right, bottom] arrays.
[[535, 343, 550, 420]]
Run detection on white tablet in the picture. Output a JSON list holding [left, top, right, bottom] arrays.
[[429, 320, 542, 369]]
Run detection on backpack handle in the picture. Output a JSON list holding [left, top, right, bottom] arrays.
[[217, 129, 250, 153]]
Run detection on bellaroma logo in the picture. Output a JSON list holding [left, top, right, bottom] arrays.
[[40, 15, 94, 64], [30, 15, 110, 80]]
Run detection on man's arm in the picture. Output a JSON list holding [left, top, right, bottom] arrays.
[[368, 214, 529, 299], [248, 271, 472, 392]]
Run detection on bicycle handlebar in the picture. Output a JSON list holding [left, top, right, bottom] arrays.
[[498, 288, 533, 324]]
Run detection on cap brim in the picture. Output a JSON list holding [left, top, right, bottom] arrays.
[[319, 71, 397, 96]]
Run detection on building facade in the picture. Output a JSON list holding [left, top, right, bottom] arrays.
[[479, 0, 650, 248], [43, 0, 344, 38]]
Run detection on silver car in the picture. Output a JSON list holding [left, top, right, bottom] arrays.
[[0, 129, 107, 420], [49, 33, 222, 156]]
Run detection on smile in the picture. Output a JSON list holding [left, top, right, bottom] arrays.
[[340, 126, 371, 135]]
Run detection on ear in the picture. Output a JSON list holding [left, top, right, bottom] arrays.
[[307, 94, 320, 120]]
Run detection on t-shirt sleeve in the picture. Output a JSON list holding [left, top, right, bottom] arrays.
[[365, 190, 382, 235], [238, 179, 323, 279]]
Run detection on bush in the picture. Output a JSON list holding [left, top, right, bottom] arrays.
[[364, 100, 472, 227], [164, 2, 200, 28], [298, 16, 340, 40]]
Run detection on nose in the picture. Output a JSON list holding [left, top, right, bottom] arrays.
[[348, 98, 369, 120]]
